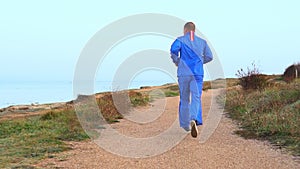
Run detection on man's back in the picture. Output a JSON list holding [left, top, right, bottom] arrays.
[[170, 31, 213, 76]]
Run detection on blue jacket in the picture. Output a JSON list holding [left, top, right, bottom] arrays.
[[170, 32, 213, 76]]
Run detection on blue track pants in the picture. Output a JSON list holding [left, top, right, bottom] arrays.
[[178, 75, 203, 128]]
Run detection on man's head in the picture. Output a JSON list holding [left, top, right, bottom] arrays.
[[184, 22, 195, 34]]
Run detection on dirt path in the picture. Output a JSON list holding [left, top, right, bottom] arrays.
[[36, 90, 300, 169]]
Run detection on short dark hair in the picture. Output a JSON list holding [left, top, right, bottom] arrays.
[[184, 22, 195, 31]]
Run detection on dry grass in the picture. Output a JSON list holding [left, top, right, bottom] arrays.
[[225, 80, 300, 155]]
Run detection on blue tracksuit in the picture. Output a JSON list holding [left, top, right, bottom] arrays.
[[170, 31, 213, 128]]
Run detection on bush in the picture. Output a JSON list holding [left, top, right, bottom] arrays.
[[236, 62, 268, 91], [96, 91, 150, 123], [283, 63, 300, 83]]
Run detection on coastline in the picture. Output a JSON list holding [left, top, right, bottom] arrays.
[[0, 78, 228, 120], [0, 81, 178, 110], [0, 83, 177, 121]]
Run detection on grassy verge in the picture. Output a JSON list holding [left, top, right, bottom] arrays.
[[225, 81, 300, 156], [0, 110, 89, 168], [0, 90, 151, 168]]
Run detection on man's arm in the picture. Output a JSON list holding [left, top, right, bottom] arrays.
[[170, 39, 181, 66], [203, 41, 213, 64]]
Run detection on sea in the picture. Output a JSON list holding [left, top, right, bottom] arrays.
[[0, 80, 172, 109]]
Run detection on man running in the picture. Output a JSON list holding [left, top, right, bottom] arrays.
[[170, 22, 213, 138]]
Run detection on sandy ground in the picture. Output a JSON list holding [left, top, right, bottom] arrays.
[[35, 90, 300, 169]]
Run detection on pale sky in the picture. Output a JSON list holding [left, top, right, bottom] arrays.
[[1, 0, 299, 82]]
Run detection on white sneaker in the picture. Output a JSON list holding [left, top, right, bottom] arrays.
[[190, 120, 198, 138], [183, 127, 191, 132]]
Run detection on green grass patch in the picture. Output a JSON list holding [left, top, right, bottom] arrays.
[[225, 81, 300, 155], [161, 85, 180, 97], [0, 110, 89, 168], [164, 91, 179, 97], [129, 91, 150, 107]]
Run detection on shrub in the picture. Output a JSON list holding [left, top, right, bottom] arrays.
[[283, 63, 300, 83], [96, 91, 150, 123], [236, 62, 268, 91], [97, 94, 124, 123]]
